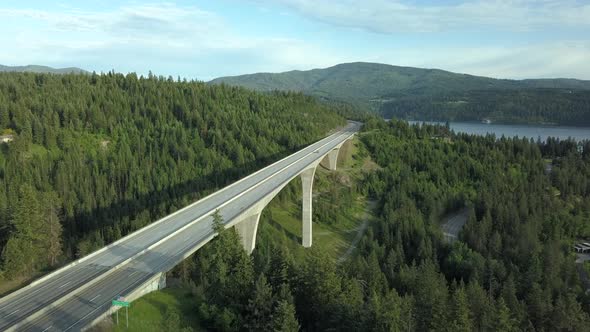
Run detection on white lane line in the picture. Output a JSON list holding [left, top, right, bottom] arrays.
[[42, 325, 52, 332], [59, 281, 71, 289], [89, 294, 101, 302], [129, 271, 139, 277], [8, 309, 20, 315]]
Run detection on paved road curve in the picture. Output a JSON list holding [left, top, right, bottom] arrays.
[[0, 121, 359, 331], [441, 208, 469, 243]]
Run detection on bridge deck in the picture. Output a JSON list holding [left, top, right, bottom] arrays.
[[0, 122, 359, 331]]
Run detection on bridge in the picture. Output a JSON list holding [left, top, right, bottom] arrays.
[[0, 121, 359, 331]]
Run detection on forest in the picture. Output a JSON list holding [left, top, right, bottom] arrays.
[[0, 72, 344, 282], [380, 89, 590, 126], [2, 70, 590, 331], [172, 118, 590, 331]]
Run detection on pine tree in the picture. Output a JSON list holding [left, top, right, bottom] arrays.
[[245, 274, 274, 331], [495, 298, 518, 332], [42, 191, 62, 266], [272, 300, 300, 332], [212, 209, 224, 234], [2, 185, 43, 276], [449, 285, 473, 332]]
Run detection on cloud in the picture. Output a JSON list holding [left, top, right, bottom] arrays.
[[0, 2, 588, 79], [368, 41, 590, 79], [0, 3, 348, 79], [248, 0, 590, 33]]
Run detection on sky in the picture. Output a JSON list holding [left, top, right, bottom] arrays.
[[0, 0, 589, 80]]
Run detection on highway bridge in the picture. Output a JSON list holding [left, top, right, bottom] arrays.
[[0, 121, 359, 331]]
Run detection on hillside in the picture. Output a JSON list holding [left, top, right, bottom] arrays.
[[0, 64, 87, 74], [211, 62, 590, 101], [0, 71, 344, 292], [210, 62, 590, 125]]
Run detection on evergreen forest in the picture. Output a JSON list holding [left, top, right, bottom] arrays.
[[1, 71, 590, 331], [380, 89, 590, 126], [0, 72, 344, 282], [176, 119, 590, 331]]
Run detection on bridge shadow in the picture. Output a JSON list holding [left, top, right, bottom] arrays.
[[63, 146, 310, 256], [266, 218, 302, 245]]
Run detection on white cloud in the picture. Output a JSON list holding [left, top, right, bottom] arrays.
[[368, 41, 590, 79], [249, 0, 590, 33], [0, 2, 588, 79], [0, 3, 344, 78]]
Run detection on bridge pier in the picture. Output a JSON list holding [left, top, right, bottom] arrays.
[[301, 167, 316, 248], [234, 213, 261, 254], [326, 148, 340, 171], [231, 136, 353, 254]]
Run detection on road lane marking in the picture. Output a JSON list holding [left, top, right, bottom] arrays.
[[8, 309, 19, 315], [42, 325, 52, 332], [59, 281, 71, 289], [129, 271, 139, 277]]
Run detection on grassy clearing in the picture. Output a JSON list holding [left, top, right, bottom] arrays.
[[111, 287, 202, 332], [0, 276, 31, 297], [262, 197, 366, 261], [258, 136, 377, 261]]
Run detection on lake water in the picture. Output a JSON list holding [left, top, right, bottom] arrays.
[[408, 121, 590, 142]]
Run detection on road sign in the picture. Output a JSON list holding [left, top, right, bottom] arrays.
[[113, 297, 130, 327], [112, 300, 130, 307]]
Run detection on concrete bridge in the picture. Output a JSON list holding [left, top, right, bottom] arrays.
[[0, 121, 359, 331]]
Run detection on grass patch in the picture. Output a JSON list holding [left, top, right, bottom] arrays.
[[111, 287, 203, 332], [262, 199, 363, 261], [0, 276, 33, 297], [257, 136, 376, 262]]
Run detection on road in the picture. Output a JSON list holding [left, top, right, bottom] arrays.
[[0, 122, 359, 331], [338, 200, 376, 263], [441, 208, 469, 243]]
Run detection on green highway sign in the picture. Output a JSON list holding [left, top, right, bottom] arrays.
[[112, 300, 130, 307]]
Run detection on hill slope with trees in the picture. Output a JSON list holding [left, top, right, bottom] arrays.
[[0, 71, 344, 286], [211, 62, 590, 125], [148, 118, 590, 331]]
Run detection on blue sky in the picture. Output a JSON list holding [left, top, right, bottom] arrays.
[[0, 0, 589, 80]]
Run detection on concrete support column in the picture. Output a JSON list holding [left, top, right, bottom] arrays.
[[327, 148, 340, 171], [234, 213, 261, 254], [301, 167, 316, 248]]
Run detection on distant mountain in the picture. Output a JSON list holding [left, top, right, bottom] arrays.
[[210, 62, 590, 108], [0, 64, 87, 74], [210, 62, 590, 125]]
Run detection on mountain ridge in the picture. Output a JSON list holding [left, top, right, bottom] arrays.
[[209, 62, 590, 106], [0, 64, 87, 74]]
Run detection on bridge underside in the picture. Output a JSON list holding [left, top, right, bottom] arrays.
[[232, 138, 352, 254]]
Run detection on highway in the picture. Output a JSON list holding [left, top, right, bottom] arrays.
[[0, 121, 359, 331]]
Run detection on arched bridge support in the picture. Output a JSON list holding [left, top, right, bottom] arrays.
[[232, 135, 355, 254], [234, 213, 261, 254], [326, 148, 339, 171]]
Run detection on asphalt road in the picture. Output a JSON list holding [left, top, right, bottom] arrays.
[[0, 121, 359, 331], [441, 208, 469, 242]]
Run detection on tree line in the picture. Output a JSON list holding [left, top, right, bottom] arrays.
[[380, 89, 590, 126]]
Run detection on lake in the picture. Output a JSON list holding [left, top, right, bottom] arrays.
[[408, 121, 590, 142]]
